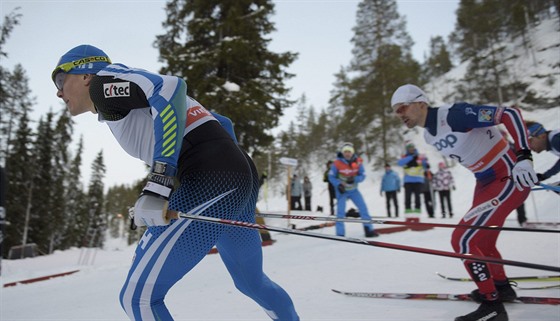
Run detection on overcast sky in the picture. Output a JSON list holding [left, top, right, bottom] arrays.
[[1, 0, 459, 188]]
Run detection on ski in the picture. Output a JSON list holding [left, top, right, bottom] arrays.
[[436, 272, 560, 282], [331, 289, 560, 305]]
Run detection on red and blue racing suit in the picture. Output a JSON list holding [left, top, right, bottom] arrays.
[[423, 103, 532, 298]]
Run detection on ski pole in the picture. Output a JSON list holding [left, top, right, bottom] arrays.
[[255, 212, 560, 234], [178, 212, 560, 272], [435, 272, 560, 282], [538, 183, 560, 193]]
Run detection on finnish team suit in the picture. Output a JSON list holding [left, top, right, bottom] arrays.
[[423, 103, 531, 297], [328, 153, 375, 236], [89, 63, 299, 321]]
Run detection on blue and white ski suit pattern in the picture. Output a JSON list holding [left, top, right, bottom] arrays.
[[90, 64, 299, 321]]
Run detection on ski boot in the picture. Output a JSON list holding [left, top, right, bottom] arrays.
[[470, 281, 517, 303], [364, 227, 379, 238], [455, 297, 508, 321]]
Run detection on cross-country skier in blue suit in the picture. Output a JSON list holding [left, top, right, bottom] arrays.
[[51, 44, 299, 321]]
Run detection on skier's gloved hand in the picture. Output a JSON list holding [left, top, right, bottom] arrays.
[[512, 150, 538, 191], [337, 184, 346, 194], [406, 155, 418, 167], [133, 194, 170, 227], [346, 177, 355, 184], [133, 162, 176, 227]]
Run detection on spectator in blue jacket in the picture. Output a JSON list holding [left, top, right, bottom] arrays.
[[397, 143, 429, 216], [380, 163, 401, 217], [328, 143, 378, 237]]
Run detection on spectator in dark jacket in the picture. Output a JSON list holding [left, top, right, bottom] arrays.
[[323, 160, 336, 215], [303, 176, 312, 211], [420, 165, 435, 218]]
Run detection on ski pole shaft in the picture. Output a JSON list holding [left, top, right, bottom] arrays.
[[436, 272, 560, 282], [179, 212, 560, 272], [255, 212, 559, 233], [539, 183, 560, 193]]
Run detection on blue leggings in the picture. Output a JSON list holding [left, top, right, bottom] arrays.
[[335, 189, 374, 236], [119, 170, 299, 320]]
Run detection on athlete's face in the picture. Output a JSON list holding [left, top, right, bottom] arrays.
[[528, 134, 547, 153], [55, 73, 96, 116], [394, 102, 428, 128]]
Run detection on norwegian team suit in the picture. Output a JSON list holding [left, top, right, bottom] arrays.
[[423, 103, 531, 297], [328, 154, 375, 236], [89, 64, 299, 321]]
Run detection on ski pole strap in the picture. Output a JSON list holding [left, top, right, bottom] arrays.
[[178, 212, 560, 273]]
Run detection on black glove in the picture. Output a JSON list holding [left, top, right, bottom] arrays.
[[406, 155, 418, 168], [337, 184, 346, 194], [346, 177, 355, 184]]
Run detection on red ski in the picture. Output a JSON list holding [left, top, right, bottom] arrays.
[[331, 289, 560, 305]]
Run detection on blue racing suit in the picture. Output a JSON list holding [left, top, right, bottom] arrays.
[[89, 64, 299, 321]]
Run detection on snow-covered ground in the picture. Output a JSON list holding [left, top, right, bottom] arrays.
[[1, 194, 559, 321], [1, 107, 559, 321]]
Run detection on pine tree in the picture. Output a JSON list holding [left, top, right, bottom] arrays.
[[84, 151, 106, 249], [49, 110, 74, 252], [60, 137, 87, 249], [29, 112, 56, 254], [155, 0, 297, 154], [1, 65, 35, 164], [4, 110, 34, 257], [333, 0, 420, 164], [423, 36, 453, 80], [0, 8, 23, 165]]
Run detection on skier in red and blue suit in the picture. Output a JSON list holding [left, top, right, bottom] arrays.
[[392, 84, 538, 321], [328, 143, 378, 238]]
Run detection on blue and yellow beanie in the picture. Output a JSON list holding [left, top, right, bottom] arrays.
[[51, 44, 111, 82]]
